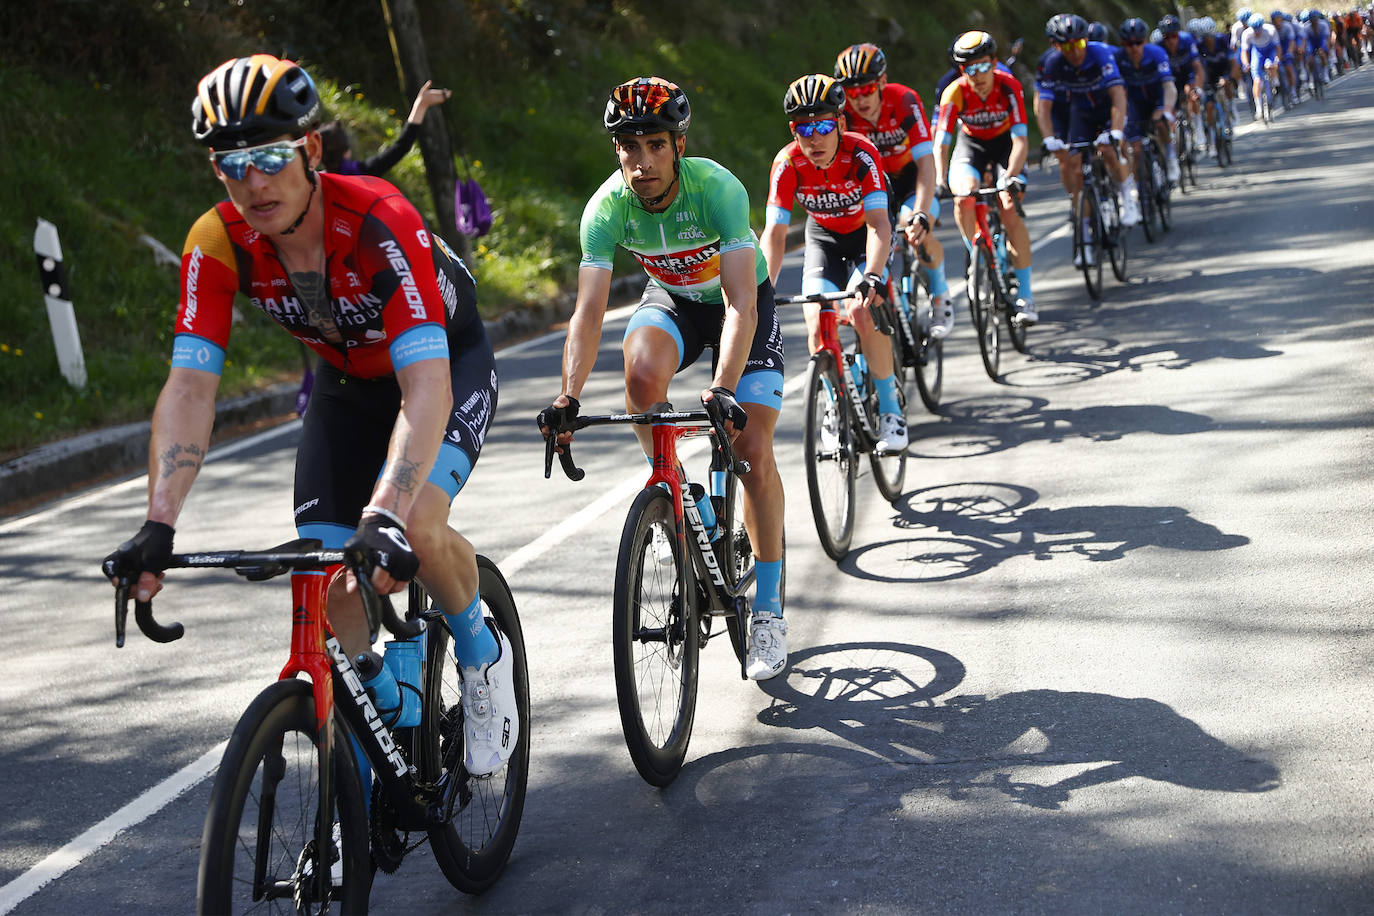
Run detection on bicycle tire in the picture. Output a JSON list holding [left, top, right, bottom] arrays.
[[899, 264, 943, 412], [1075, 188, 1104, 301], [714, 464, 752, 664], [613, 486, 699, 786], [869, 305, 908, 502], [970, 244, 1000, 380], [1137, 149, 1158, 243], [423, 557, 530, 894], [803, 351, 856, 559], [1105, 185, 1129, 283], [198, 679, 370, 915]]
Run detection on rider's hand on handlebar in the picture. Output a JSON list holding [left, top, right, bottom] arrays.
[[906, 210, 931, 245], [345, 510, 417, 596], [536, 394, 580, 453], [103, 520, 174, 603], [1043, 136, 1067, 152], [702, 386, 747, 441], [998, 174, 1028, 195]]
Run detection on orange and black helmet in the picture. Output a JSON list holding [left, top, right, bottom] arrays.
[[603, 77, 691, 136], [783, 73, 846, 119], [192, 54, 321, 150], [951, 30, 998, 64], [834, 43, 888, 86]]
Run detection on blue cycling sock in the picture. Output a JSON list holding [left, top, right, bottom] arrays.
[[754, 559, 783, 617], [1013, 267, 1032, 299], [875, 374, 900, 416], [446, 593, 499, 668], [923, 262, 950, 297]]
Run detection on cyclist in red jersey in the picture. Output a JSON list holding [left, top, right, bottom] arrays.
[[834, 43, 955, 340], [933, 32, 1038, 325], [103, 55, 518, 776], [760, 74, 906, 452]]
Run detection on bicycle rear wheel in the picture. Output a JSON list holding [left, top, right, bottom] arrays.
[[1104, 186, 1129, 283], [970, 245, 1000, 380], [869, 305, 908, 502], [1137, 148, 1159, 242], [803, 351, 856, 559], [613, 486, 699, 786], [714, 467, 753, 665], [905, 266, 943, 412], [198, 679, 370, 915], [423, 559, 529, 893], [1075, 188, 1104, 301]]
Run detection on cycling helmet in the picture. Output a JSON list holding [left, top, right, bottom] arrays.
[[1298, 9, 1311, 20], [1088, 21, 1110, 42], [1237, 7, 1254, 21], [1046, 13, 1090, 42], [1202, 16, 1218, 31], [834, 43, 887, 86], [783, 73, 846, 119], [604, 77, 690, 136], [192, 55, 321, 149], [1269, 9, 1284, 17], [1151, 27, 1165, 41], [1248, 13, 1266, 26], [1120, 17, 1151, 40], [1159, 14, 1182, 34], [1185, 17, 1202, 33], [951, 30, 998, 64]]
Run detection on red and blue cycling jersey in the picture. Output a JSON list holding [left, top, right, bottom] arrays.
[[1037, 41, 1125, 112], [174, 173, 466, 379], [765, 132, 888, 234], [936, 69, 1029, 141], [842, 82, 934, 174]]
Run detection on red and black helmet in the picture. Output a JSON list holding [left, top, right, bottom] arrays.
[[603, 77, 691, 136], [951, 30, 998, 64], [192, 55, 321, 150], [783, 73, 846, 119], [834, 43, 887, 86]]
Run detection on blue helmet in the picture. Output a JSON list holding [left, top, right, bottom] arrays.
[[1120, 17, 1151, 40], [1249, 13, 1267, 26], [1237, 6, 1254, 20]]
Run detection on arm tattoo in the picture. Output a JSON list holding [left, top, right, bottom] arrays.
[[385, 456, 423, 495], [159, 443, 204, 479], [290, 269, 344, 344]]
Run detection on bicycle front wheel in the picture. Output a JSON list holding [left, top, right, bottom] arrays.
[[803, 351, 857, 559], [1137, 149, 1159, 242], [423, 558, 530, 894], [1075, 188, 1104, 300], [971, 244, 1001, 380], [198, 679, 370, 915], [905, 267, 943, 412], [1105, 187, 1129, 283], [613, 486, 699, 786], [870, 307, 908, 502]]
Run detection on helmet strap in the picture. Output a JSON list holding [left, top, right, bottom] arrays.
[[281, 161, 317, 236]]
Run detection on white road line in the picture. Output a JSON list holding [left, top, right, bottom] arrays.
[[0, 742, 226, 915]]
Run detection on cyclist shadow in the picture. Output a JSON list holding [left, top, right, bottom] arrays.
[[841, 481, 1247, 583], [910, 394, 1214, 459], [687, 642, 1280, 811], [1006, 328, 1282, 389]]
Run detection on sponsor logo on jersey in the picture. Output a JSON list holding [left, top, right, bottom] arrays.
[[379, 238, 427, 320], [796, 188, 863, 213], [634, 242, 720, 276], [332, 217, 352, 238], [182, 247, 203, 330], [677, 225, 708, 241]]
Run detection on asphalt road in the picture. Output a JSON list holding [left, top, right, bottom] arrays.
[[1, 69, 1371, 915]]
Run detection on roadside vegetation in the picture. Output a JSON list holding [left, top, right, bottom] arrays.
[[3, 0, 1193, 457]]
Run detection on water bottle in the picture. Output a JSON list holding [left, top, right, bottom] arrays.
[[354, 650, 404, 727], [687, 482, 719, 542], [382, 633, 425, 728]]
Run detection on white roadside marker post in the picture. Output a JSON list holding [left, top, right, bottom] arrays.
[[34, 218, 87, 389]]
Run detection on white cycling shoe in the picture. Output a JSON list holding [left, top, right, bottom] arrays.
[[929, 294, 954, 340], [875, 412, 908, 453], [1120, 191, 1142, 227], [460, 621, 520, 777], [746, 614, 788, 681]]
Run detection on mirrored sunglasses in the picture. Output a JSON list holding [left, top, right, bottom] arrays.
[[211, 136, 308, 180], [844, 81, 880, 97], [963, 61, 996, 74], [793, 119, 839, 138]]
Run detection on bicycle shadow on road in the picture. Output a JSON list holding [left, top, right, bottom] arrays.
[[710, 641, 1283, 812], [909, 395, 1214, 460], [839, 481, 1248, 583]]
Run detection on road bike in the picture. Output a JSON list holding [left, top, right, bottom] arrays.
[[1175, 109, 1200, 191], [945, 187, 1030, 383], [106, 541, 529, 911], [1203, 86, 1235, 167], [1134, 131, 1173, 243], [889, 228, 943, 413], [1307, 52, 1327, 100], [1069, 141, 1130, 299], [543, 398, 758, 786], [777, 286, 910, 559]]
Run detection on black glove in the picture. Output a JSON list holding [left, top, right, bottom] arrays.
[[536, 395, 580, 436], [857, 272, 888, 301], [912, 211, 932, 234], [705, 386, 747, 432], [346, 512, 419, 583], [103, 521, 175, 581]]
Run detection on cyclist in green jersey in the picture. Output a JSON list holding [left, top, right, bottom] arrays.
[[538, 78, 789, 680]]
